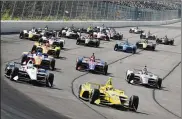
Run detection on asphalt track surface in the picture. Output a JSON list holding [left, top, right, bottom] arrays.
[[1, 22, 181, 119]]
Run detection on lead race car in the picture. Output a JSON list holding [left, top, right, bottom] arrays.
[[39, 36, 65, 48], [78, 77, 139, 112], [108, 28, 123, 40], [126, 66, 162, 89], [75, 55, 108, 75], [114, 40, 137, 54], [129, 27, 144, 34], [76, 35, 100, 47], [21, 51, 56, 70], [4, 60, 54, 87], [140, 31, 157, 40], [156, 35, 174, 45]]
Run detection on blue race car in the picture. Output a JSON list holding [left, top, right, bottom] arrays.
[[114, 41, 137, 54], [75, 57, 108, 75]]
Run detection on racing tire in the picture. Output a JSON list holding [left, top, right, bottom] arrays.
[[76, 40, 80, 45], [89, 89, 100, 104], [151, 46, 155, 51], [76, 62, 81, 70], [10, 67, 19, 81], [129, 29, 132, 33], [50, 59, 55, 70], [157, 78, 162, 89], [55, 50, 60, 58], [132, 48, 136, 54], [31, 45, 37, 52], [103, 65, 108, 75], [170, 40, 174, 45], [129, 95, 139, 112], [21, 55, 28, 64], [19, 32, 24, 39], [114, 44, 118, 51], [78, 85, 82, 98], [46, 73, 54, 88], [127, 73, 134, 84], [60, 42, 64, 48]]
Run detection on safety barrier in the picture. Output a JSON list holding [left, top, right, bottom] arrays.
[[1, 19, 180, 33]]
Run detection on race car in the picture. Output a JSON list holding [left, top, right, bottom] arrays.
[[156, 36, 174, 45], [129, 27, 144, 34], [97, 31, 110, 41], [21, 51, 56, 70], [140, 32, 157, 40], [108, 28, 123, 40], [19, 28, 42, 41], [4, 60, 54, 87], [58, 27, 69, 37], [136, 40, 156, 51], [32, 42, 60, 58], [114, 40, 137, 54], [39, 36, 65, 48], [76, 36, 100, 47], [126, 67, 162, 89], [65, 28, 80, 39], [75, 56, 108, 75], [78, 77, 139, 112]]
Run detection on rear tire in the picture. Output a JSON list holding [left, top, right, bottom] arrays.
[[127, 73, 134, 84], [50, 59, 55, 70], [114, 44, 118, 51], [157, 78, 162, 89], [31, 45, 37, 52], [21, 55, 28, 64]]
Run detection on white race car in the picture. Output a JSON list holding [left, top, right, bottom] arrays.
[[126, 68, 162, 89], [65, 28, 80, 39], [76, 36, 100, 47], [4, 60, 54, 87], [39, 36, 65, 48], [129, 27, 144, 34]]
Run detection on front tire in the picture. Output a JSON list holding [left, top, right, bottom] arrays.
[[129, 95, 139, 112], [157, 78, 162, 89], [10, 67, 19, 81], [89, 89, 100, 104]]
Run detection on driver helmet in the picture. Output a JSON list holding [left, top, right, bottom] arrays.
[[106, 85, 113, 90], [143, 65, 148, 74], [37, 52, 42, 57]]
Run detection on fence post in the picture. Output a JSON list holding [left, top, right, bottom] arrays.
[[1, 1, 4, 14], [31, 1, 36, 20], [56, 1, 61, 20], [69, 1, 74, 19], [40, 1, 45, 19], [21, 1, 26, 20], [11, 1, 16, 20], [91, 0, 94, 20], [106, 2, 109, 20], [48, 1, 53, 20], [95, 0, 98, 20], [86, 1, 90, 20], [63, 0, 67, 20], [75, 0, 79, 19]]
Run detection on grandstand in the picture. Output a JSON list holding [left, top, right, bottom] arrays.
[[1, 0, 181, 21]]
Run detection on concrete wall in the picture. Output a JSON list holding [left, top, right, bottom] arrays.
[[1, 19, 181, 33]]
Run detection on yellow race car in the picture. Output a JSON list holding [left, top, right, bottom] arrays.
[[78, 78, 139, 112], [32, 41, 60, 58], [136, 39, 156, 51]]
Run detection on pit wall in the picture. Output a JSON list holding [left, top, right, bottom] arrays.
[[1, 19, 181, 33]]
